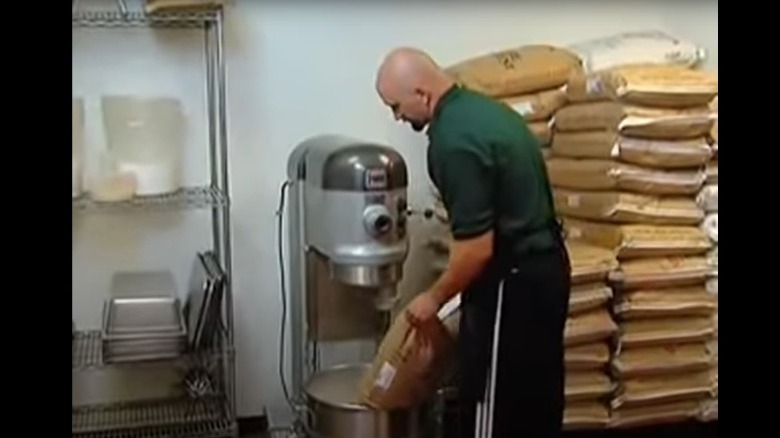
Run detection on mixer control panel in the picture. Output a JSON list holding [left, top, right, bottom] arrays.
[[396, 196, 407, 238], [363, 204, 393, 237], [360, 193, 409, 240]]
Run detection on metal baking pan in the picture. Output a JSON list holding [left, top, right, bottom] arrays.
[[185, 253, 213, 347], [185, 251, 226, 351], [104, 350, 184, 364], [102, 297, 187, 340], [105, 345, 185, 359], [104, 337, 186, 351], [104, 350, 185, 363], [103, 337, 187, 364], [110, 270, 177, 299], [200, 252, 226, 342]]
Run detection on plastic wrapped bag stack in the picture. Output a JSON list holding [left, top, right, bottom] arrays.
[[561, 242, 619, 430], [426, 30, 719, 430], [696, 96, 718, 423], [546, 34, 718, 428]]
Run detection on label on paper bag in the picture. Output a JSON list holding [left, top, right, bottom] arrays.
[[374, 362, 397, 391], [510, 101, 534, 116], [586, 76, 604, 95]]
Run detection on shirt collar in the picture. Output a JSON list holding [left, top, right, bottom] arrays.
[[433, 84, 460, 121], [425, 84, 461, 136]]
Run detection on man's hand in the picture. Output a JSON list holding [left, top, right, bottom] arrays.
[[405, 291, 442, 327]]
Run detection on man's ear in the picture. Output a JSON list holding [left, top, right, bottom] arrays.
[[414, 88, 431, 106]]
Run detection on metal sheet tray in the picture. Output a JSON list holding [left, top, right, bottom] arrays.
[[104, 337, 187, 352], [104, 350, 185, 364], [185, 251, 226, 351], [103, 335, 187, 364], [102, 297, 187, 341], [110, 270, 177, 298]]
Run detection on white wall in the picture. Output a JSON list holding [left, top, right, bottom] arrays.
[[72, 0, 717, 417]]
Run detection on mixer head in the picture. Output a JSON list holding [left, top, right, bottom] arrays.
[[288, 134, 410, 295]]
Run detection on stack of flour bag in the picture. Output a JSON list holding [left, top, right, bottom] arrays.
[[421, 30, 718, 430]]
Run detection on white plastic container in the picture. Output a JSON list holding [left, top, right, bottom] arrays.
[[89, 151, 137, 202], [101, 95, 184, 160], [117, 161, 180, 196], [101, 95, 185, 196]]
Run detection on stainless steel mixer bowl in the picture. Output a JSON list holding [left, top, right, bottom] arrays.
[[303, 363, 423, 438], [330, 263, 403, 288]]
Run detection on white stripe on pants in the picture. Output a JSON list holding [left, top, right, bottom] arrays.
[[473, 276, 508, 438]]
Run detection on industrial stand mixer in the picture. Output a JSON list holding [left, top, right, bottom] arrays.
[[278, 134, 423, 438]]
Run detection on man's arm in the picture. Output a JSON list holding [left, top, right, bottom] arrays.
[[428, 230, 493, 306], [428, 144, 495, 305]]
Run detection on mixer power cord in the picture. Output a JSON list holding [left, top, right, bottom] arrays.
[[275, 180, 297, 416]]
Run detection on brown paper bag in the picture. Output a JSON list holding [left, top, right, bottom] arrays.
[[446, 45, 582, 97], [565, 342, 611, 371], [609, 65, 717, 108], [565, 65, 718, 108], [609, 400, 700, 429], [503, 88, 567, 122], [569, 282, 612, 315], [358, 305, 455, 409], [529, 120, 553, 146], [611, 369, 717, 409], [554, 189, 704, 225], [564, 401, 610, 430], [563, 219, 711, 259], [706, 160, 718, 184], [611, 256, 712, 290], [612, 342, 716, 379], [618, 316, 717, 348], [565, 370, 615, 402], [566, 241, 619, 285], [555, 102, 715, 139], [614, 287, 718, 320], [546, 157, 706, 196], [564, 309, 618, 347], [550, 131, 712, 169]]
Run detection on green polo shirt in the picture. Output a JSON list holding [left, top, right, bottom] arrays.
[[427, 85, 557, 258]]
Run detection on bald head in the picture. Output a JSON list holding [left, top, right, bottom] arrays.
[[375, 47, 455, 132], [377, 48, 442, 90]]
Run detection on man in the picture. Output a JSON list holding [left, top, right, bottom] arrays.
[[375, 47, 572, 437]]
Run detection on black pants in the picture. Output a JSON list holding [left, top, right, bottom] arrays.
[[459, 245, 571, 438]]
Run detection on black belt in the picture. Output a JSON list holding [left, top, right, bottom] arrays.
[[494, 218, 565, 273]]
